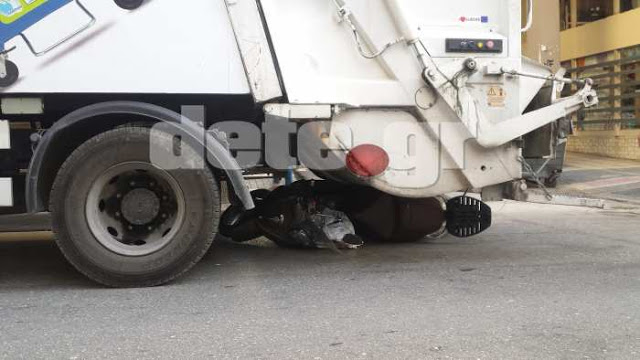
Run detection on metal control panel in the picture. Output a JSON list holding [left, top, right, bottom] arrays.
[[446, 39, 503, 54]]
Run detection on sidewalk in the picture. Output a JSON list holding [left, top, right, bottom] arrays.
[[556, 152, 640, 204]]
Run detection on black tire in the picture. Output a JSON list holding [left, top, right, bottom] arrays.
[[0, 60, 19, 88], [114, 0, 144, 10], [50, 126, 220, 287], [544, 175, 559, 188]]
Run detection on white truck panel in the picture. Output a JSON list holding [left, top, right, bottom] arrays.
[[225, 0, 283, 102], [0, 121, 9, 207], [259, 0, 522, 108], [256, 0, 590, 198], [0, 120, 9, 149], [0, 178, 12, 207], [260, 0, 412, 106], [1, 0, 250, 94], [413, 0, 518, 58]]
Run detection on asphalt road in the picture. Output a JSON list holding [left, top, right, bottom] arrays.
[[1, 202, 640, 359]]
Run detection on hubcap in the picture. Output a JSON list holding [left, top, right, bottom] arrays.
[[85, 162, 185, 257], [121, 188, 161, 225]]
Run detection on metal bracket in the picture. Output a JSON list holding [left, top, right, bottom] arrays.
[[0, 46, 17, 79], [519, 156, 553, 200], [263, 104, 333, 120], [410, 39, 599, 148], [501, 66, 591, 87], [0, 53, 7, 78], [474, 81, 598, 148], [332, 0, 404, 59], [19, 0, 96, 57], [0, 46, 16, 56]]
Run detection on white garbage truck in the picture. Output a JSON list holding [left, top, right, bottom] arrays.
[[0, 0, 597, 287]]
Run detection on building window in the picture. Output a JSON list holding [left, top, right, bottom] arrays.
[[620, 0, 640, 12], [579, 0, 614, 23], [561, 0, 639, 30]]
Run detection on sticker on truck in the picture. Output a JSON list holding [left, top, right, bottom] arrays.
[[459, 15, 489, 23], [0, 0, 144, 89], [487, 86, 506, 107], [0, 0, 48, 25]]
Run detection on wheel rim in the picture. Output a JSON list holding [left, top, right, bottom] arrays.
[[86, 162, 186, 257]]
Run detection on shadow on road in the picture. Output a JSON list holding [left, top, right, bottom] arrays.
[[0, 233, 460, 290], [0, 237, 93, 290]]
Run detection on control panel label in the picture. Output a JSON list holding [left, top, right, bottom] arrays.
[[446, 38, 503, 54]]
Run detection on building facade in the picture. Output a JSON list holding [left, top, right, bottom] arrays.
[[559, 0, 640, 160]]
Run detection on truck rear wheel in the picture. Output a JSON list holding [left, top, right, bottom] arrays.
[[50, 126, 220, 287]]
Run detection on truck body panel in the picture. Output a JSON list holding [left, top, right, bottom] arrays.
[[1, 0, 249, 94], [252, 0, 581, 198], [0, 0, 597, 205]]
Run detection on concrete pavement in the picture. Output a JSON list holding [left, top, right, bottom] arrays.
[[1, 201, 640, 359], [558, 152, 640, 203]]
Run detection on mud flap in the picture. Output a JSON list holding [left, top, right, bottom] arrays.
[[445, 196, 492, 238]]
